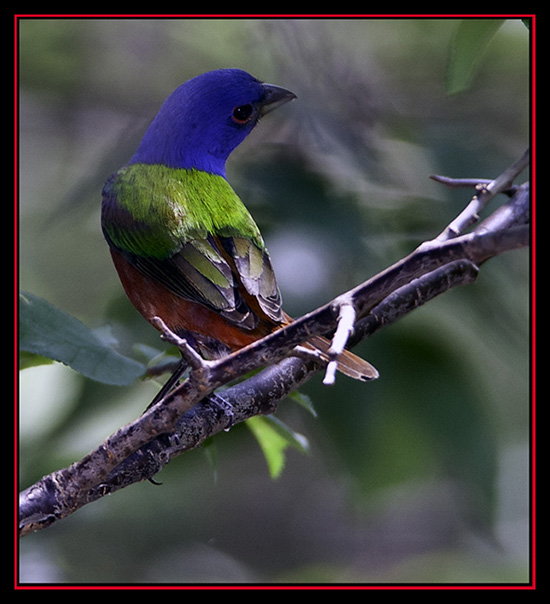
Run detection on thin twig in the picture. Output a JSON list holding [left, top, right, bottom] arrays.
[[429, 148, 529, 243], [429, 175, 494, 189], [323, 298, 356, 385], [151, 316, 206, 372]]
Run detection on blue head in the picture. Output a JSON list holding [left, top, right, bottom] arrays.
[[129, 69, 296, 177]]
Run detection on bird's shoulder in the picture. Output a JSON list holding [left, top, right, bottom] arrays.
[[102, 164, 262, 243]]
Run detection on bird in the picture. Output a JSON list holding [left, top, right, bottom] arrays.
[[101, 68, 378, 402]]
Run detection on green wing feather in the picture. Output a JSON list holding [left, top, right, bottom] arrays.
[[101, 164, 283, 328]]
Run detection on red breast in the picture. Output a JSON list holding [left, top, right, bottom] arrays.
[[110, 248, 277, 352]]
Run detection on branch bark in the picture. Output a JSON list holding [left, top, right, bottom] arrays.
[[18, 152, 530, 537]]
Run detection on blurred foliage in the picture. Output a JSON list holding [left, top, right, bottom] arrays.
[[18, 17, 531, 585]]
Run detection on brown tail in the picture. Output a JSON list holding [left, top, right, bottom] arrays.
[[306, 334, 379, 382]]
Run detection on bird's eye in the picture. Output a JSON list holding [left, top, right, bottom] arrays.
[[232, 104, 254, 124]]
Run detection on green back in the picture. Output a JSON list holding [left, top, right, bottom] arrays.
[[101, 164, 283, 326]]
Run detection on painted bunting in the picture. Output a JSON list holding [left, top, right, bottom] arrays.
[[101, 69, 378, 397]]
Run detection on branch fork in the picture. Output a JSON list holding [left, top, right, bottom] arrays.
[[426, 148, 529, 246], [152, 316, 207, 373]]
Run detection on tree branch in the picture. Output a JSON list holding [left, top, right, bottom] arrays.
[[19, 152, 530, 537]]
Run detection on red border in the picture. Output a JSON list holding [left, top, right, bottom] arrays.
[[14, 13, 536, 591]]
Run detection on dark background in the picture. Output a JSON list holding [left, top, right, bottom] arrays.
[[18, 17, 531, 584]]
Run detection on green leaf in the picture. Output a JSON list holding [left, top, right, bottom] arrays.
[[246, 415, 309, 479], [18, 291, 146, 386], [288, 390, 317, 417], [447, 19, 506, 94], [18, 350, 54, 370], [200, 438, 219, 482]]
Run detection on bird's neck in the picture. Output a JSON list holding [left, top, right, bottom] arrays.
[[129, 119, 228, 177]]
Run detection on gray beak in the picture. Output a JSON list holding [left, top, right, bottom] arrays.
[[260, 83, 297, 115]]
